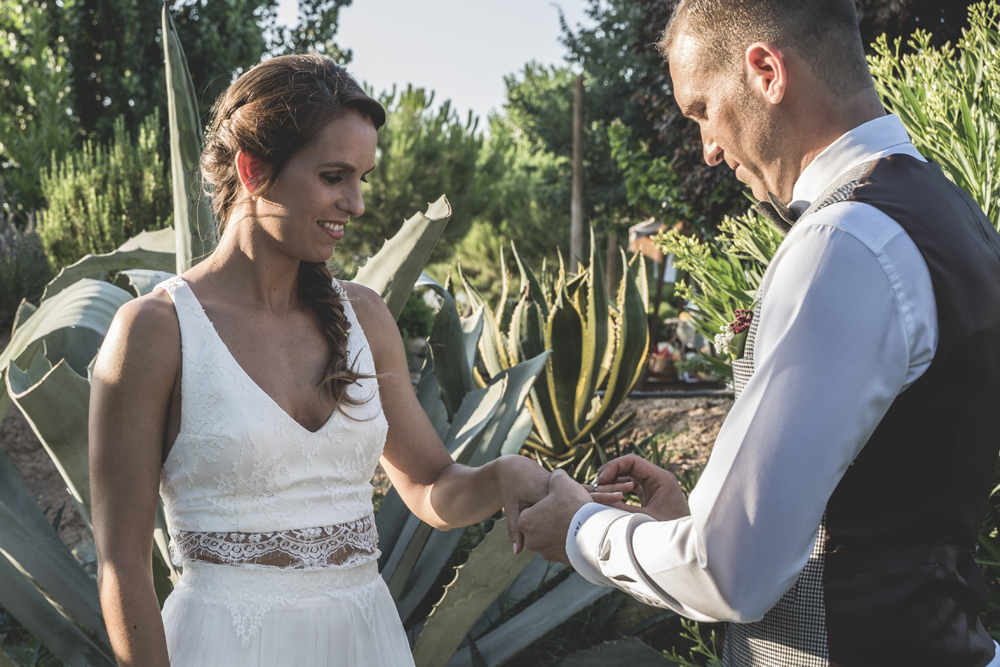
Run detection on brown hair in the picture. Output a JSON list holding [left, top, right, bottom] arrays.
[[659, 0, 872, 95], [200, 53, 386, 411]]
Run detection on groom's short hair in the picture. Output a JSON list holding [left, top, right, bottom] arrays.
[[659, 0, 872, 95]]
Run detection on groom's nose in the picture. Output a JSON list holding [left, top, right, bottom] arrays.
[[703, 138, 724, 167]]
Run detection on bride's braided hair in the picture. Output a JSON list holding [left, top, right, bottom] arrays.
[[200, 54, 386, 410]]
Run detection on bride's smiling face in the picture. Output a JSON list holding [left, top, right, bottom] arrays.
[[242, 110, 377, 264]]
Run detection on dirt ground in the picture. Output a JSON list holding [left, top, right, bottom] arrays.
[[619, 395, 734, 476], [0, 316, 731, 552]]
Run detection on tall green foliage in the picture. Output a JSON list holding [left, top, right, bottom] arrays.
[[0, 0, 77, 222], [655, 210, 783, 379], [0, 0, 353, 224], [869, 1, 1000, 229], [37, 113, 171, 268]]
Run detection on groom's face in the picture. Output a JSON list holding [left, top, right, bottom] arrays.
[[669, 32, 777, 201]]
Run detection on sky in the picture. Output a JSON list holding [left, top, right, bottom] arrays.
[[276, 0, 594, 124]]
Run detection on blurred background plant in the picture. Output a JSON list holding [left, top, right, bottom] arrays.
[[0, 213, 51, 325], [37, 113, 171, 268], [654, 210, 783, 381], [869, 1, 1000, 230]]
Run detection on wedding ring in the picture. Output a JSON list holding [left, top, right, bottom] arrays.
[[592, 478, 600, 493]]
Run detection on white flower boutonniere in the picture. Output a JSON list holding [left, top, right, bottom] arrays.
[[714, 308, 754, 360]]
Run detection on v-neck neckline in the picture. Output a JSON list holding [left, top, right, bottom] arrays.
[[177, 278, 337, 436]]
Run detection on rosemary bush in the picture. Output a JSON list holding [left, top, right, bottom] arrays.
[[37, 113, 171, 268]]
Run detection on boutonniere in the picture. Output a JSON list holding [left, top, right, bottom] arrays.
[[714, 307, 754, 360]]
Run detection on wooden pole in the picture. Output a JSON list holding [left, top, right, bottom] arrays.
[[571, 74, 585, 269]]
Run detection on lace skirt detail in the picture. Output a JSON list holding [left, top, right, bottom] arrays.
[[162, 561, 414, 666], [170, 514, 380, 569]]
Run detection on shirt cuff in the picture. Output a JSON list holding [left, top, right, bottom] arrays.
[[565, 503, 630, 587]]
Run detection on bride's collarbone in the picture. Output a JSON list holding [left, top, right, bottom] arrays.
[[202, 305, 337, 431]]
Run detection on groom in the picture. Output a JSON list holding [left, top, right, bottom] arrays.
[[517, 1, 1000, 666]]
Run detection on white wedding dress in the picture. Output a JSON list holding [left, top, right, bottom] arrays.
[[157, 276, 414, 666]]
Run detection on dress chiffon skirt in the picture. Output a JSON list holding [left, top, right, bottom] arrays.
[[162, 560, 415, 666]]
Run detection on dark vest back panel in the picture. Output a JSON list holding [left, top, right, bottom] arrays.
[[723, 155, 1000, 667], [823, 155, 1000, 666]]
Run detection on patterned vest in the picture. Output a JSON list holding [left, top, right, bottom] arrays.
[[723, 156, 1000, 667]]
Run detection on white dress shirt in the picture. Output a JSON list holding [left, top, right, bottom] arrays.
[[566, 115, 950, 622]]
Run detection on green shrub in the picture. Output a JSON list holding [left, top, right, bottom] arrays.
[[37, 112, 171, 268], [869, 1, 1000, 230], [397, 291, 436, 340], [0, 212, 52, 325], [655, 209, 783, 380]]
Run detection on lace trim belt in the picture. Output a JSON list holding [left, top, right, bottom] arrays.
[[170, 514, 380, 569]]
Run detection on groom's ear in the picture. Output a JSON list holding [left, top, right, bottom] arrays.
[[744, 42, 787, 106]]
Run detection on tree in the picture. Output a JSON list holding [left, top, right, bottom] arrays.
[[341, 85, 496, 268], [0, 0, 353, 224]]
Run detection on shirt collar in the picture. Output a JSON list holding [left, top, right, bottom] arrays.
[[788, 114, 915, 215]]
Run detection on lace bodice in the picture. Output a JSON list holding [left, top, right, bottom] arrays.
[[158, 277, 387, 568]]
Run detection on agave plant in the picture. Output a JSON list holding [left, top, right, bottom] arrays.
[[459, 230, 649, 482]]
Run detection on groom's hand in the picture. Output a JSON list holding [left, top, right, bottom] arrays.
[[591, 454, 690, 522], [496, 455, 551, 555], [518, 470, 592, 564]]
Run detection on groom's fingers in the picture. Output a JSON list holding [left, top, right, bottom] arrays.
[[597, 454, 663, 485], [506, 503, 524, 554]]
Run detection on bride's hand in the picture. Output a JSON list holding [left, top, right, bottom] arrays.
[[494, 455, 551, 555]]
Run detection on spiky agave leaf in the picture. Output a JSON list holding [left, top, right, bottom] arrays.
[[162, 3, 215, 275], [411, 517, 534, 667], [444, 573, 614, 667], [354, 196, 452, 319], [574, 228, 609, 433], [0, 449, 115, 665]]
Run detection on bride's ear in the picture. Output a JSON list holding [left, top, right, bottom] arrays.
[[235, 150, 266, 200]]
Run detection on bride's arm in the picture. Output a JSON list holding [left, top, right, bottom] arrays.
[[89, 292, 179, 667], [347, 283, 549, 553]]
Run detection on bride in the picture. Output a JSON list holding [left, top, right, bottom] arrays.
[[88, 54, 550, 666]]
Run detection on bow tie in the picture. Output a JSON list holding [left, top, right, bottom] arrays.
[[754, 192, 799, 235]]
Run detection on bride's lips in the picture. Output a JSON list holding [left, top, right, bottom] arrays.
[[318, 220, 347, 241]]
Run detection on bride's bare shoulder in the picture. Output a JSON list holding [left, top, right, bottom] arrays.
[[96, 287, 180, 384], [337, 280, 402, 353]]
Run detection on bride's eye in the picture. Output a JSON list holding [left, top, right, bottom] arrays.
[[322, 173, 343, 184], [361, 175, 369, 184]]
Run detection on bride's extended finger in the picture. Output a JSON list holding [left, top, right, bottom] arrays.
[[589, 492, 625, 506]]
